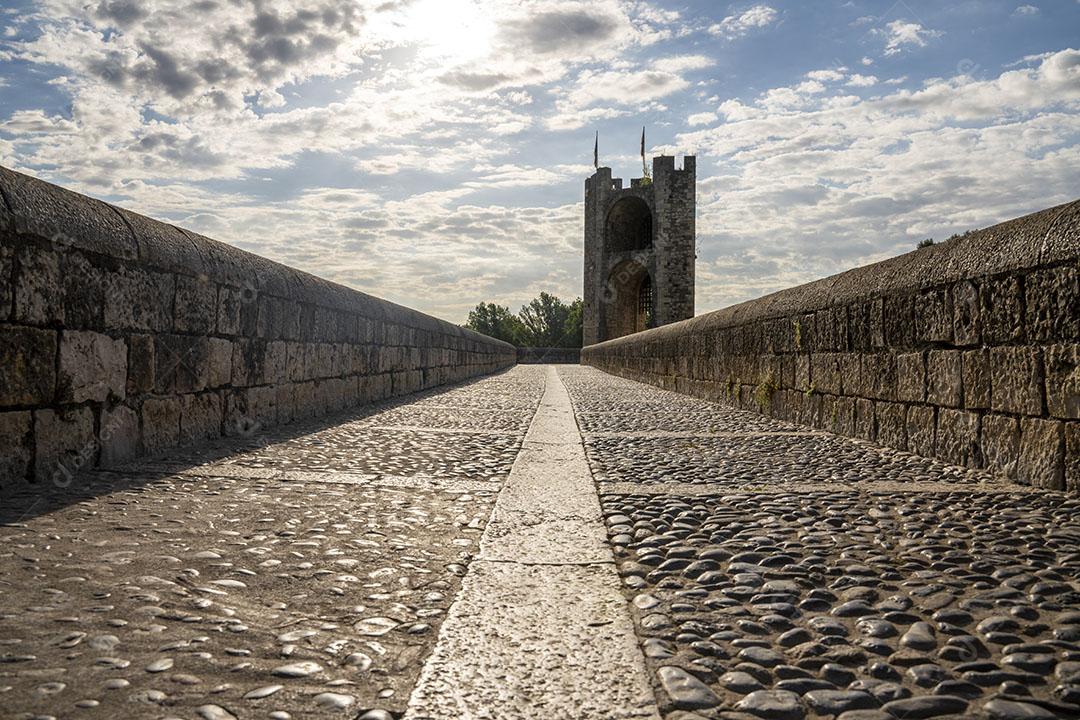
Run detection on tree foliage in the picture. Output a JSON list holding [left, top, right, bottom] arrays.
[[464, 302, 524, 345], [464, 293, 583, 348]]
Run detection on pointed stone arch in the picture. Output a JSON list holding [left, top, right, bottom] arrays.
[[604, 259, 653, 340]]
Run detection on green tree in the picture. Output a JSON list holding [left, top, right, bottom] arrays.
[[464, 302, 524, 345], [518, 292, 584, 348], [563, 297, 583, 348], [465, 294, 584, 348]]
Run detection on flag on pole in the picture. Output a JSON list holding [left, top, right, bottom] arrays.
[[640, 125, 648, 177], [593, 131, 598, 170]]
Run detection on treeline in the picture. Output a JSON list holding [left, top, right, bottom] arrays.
[[464, 292, 583, 348]]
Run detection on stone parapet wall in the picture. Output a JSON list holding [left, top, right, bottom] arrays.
[[583, 200, 1080, 492], [0, 167, 515, 491]]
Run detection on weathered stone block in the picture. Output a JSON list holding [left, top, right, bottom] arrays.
[[951, 280, 980, 346], [281, 300, 302, 341], [225, 386, 276, 436], [58, 330, 127, 402], [14, 246, 63, 325], [0, 411, 32, 483], [34, 406, 95, 484], [286, 342, 306, 381], [1067, 422, 1079, 493], [863, 353, 897, 400], [104, 268, 174, 331], [982, 414, 1020, 479], [208, 338, 232, 388], [317, 343, 334, 378], [263, 340, 287, 384], [1018, 417, 1064, 489], [981, 275, 1024, 343], [790, 354, 807, 395], [838, 353, 860, 396], [831, 396, 856, 437], [896, 352, 925, 402], [883, 295, 915, 349], [294, 381, 317, 419], [142, 397, 181, 452], [217, 285, 241, 335], [915, 287, 952, 343], [906, 405, 935, 457], [61, 251, 106, 329], [936, 409, 980, 468], [232, 338, 267, 387], [126, 334, 154, 395], [926, 350, 962, 408], [256, 295, 278, 339], [180, 392, 223, 444], [174, 274, 216, 334], [0, 325, 57, 405], [99, 404, 139, 467], [990, 346, 1043, 416], [1045, 344, 1079, 419], [810, 353, 841, 395], [155, 334, 210, 393], [875, 401, 906, 450], [276, 384, 296, 425], [349, 344, 369, 376], [1025, 264, 1079, 341], [962, 350, 990, 409], [0, 244, 12, 321]]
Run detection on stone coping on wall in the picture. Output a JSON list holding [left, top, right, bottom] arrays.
[[0, 166, 515, 489], [582, 199, 1079, 493]]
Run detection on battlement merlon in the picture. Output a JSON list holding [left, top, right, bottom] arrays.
[[653, 155, 695, 177]]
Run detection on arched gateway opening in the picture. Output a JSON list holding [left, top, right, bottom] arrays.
[[605, 260, 653, 339], [605, 196, 652, 252]]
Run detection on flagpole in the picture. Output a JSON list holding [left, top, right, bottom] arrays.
[[641, 125, 648, 178]]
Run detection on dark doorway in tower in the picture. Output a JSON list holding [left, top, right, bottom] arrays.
[[605, 260, 652, 340], [605, 196, 652, 252]]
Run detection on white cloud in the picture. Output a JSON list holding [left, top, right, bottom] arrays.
[[654, 55, 714, 73], [1013, 5, 1040, 16], [259, 88, 286, 109], [688, 111, 717, 126], [677, 49, 1080, 312], [880, 20, 941, 56], [1, 109, 78, 134], [707, 5, 777, 39], [846, 74, 878, 87], [806, 69, 846, 83], [548, 53, 709, 130]]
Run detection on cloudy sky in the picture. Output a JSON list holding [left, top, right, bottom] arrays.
[[1, 1, 1078, 323]]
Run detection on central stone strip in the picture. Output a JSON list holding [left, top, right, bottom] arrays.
[[404, 366, 660, 719]]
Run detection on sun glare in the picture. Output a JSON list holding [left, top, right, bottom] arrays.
[[403, 0, 496, 63]]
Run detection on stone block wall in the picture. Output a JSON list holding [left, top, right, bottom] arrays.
[[582, 199, 1080, 493], [0, 167, 515, 491]]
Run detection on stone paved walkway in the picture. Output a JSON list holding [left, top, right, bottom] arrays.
[[2, 365, 1080, 720]]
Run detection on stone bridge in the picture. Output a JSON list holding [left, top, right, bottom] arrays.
[[1, 169, 1079, 720]]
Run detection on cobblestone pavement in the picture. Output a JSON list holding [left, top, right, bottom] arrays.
[[0, 367, 545, 720], [4, 365, 1080, 720], [561, 366, 1080, 720]]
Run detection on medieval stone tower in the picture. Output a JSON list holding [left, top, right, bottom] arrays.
[[583, 155, 696, 346]]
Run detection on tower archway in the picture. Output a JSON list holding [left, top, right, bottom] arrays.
[[605, 196, 652, 252], [604, 260, 653, 339]]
